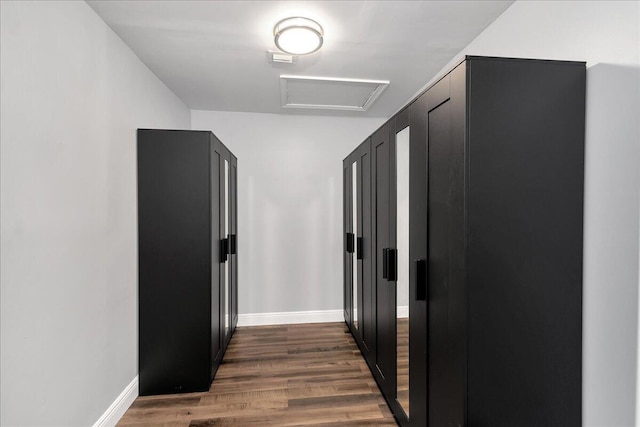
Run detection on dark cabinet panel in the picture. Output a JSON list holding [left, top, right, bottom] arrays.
[[465, 57, 584, 427], [426, 72, 467, 426], [426, 94, 453, 427], [372, 124, 395, 397], [408, 95, 428, 427], [344, 139, 375, 364], [138, 130, 212, 395], [210, 135, 222, 372], [343, 162, 352, 326], [138, 129, 238, 396]]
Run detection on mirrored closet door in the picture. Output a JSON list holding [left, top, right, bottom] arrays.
[[224, 158, 230, 340], [352, 161, 358, 331], [395, 126, 410, 418]]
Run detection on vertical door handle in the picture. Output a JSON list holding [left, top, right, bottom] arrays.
[[382, 248, 389, 279], [387, 249, 397, 282], [357, 237, 363, 260], [346, 233, 355, 253], [415, 259, 427, 300], [229, 234, 237, 255], [220, 238, 228, 263]]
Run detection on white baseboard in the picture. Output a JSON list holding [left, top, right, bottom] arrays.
[[238, 309, 344, 326], [93, 376, 138, 427], [397, 305, 408, 319]]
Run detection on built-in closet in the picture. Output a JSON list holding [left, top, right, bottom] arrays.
[[344, 56, 585, 426], [138, 129, 238, 396]]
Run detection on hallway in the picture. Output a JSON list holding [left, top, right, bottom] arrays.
[[118, 322, 397, 426]]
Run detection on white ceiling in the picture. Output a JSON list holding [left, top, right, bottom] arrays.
[[88, 1, 514, 118]]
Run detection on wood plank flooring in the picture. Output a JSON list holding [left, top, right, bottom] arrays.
[[119, 322, 397, 426], [396, 318, 409, 415]]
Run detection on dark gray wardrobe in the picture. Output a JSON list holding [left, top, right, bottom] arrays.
[[343, 56, 585, 426], [138, 129, 238, 396]]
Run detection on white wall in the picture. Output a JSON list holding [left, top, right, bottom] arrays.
[[0, 1, 190, 425], [192, 111, 384, 316], [408, 2, 640, 425]]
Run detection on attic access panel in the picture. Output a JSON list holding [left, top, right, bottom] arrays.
[[280, 75, 389, 111]]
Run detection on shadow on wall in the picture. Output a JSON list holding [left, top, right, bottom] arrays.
[[582, 63, 640, 426]]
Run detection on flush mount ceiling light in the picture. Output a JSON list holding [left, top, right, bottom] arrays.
[[274, 17, 324, 55]]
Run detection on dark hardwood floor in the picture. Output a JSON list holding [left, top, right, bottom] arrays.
[[397, 317, 409, 414], [119, 322, 397, 426]]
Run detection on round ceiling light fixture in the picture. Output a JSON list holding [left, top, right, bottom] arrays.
[[274, 17, 324, 55]]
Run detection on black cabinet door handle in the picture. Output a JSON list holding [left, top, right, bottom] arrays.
[[415, 259, 426, 301], [357, 237, 363, 260], [220, 238, 228, 263], [382, 248, 389, 279], [346, 232, 354, 253], [387, 249, 397, 282], [229, 234, 237, 255]]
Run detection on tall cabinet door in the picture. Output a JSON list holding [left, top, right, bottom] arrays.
[[343, 160, 353, 326], [425, 65, 466, 426], [210, 135, 225, 367], [392, 107, 415, 425], [219, 145, 233, 351], [406, 94, 428, 427], [347, 140, 374, 362], [210, 135, 221, 375], [372, 123, 395, 397]]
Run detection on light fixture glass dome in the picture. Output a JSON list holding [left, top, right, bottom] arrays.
[[274, 17, 323, 55]]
